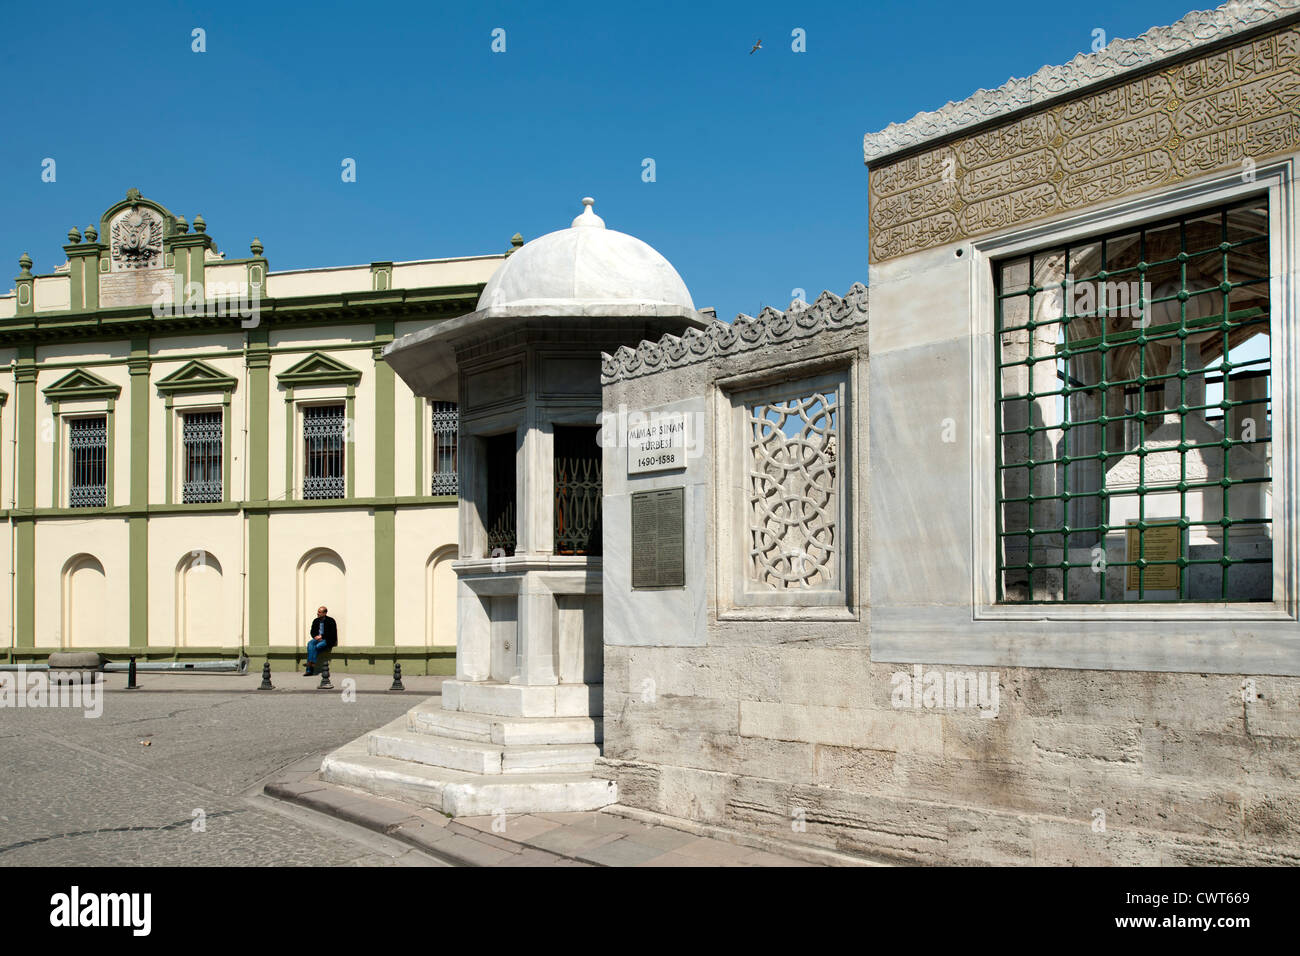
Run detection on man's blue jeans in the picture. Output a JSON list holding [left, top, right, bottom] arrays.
[[307, 637, 329, 664]]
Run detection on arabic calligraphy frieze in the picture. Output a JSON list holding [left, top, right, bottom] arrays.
[[868, 23, 1300, 262]]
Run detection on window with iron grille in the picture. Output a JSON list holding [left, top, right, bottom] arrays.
[[431, 401, 458, 495], [182, 410, 222, 503], [995, 197, 1271, 603], [68, 416, 107, 508], [554, 426, 602, 556], [485, 432, 516, 557], [303, 404, 345, 500]]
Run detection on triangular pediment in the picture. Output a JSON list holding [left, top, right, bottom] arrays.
[[277, 351, 362, 387], [43, 368, 122, 401], [156, 359, 238, 395]]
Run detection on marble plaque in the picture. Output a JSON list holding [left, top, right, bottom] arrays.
[[99, 266, 174, 308], [627, 412, 687, 474], [631, 487, 685, 589]]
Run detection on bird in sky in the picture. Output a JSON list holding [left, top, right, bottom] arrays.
[[750, 39, 762, 54]]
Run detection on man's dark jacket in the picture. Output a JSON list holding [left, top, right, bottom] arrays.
[[310, 616, 338, 648]]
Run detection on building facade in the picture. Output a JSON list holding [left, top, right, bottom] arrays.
[[591, 0, 1300, 864], [1, 189, 508, 672]]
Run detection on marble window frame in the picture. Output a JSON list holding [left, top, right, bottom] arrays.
[[969, 162, 1298, 627], [716, 353, 858, 621]]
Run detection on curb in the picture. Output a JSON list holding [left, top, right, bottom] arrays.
[[263, 777, 592, 867]]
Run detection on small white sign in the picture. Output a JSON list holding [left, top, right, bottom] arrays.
[[628, 413, 687, 474]]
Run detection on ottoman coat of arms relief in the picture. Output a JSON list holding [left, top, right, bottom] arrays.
[[110, 205, 164, 270]]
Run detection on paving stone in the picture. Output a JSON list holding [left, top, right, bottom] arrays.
[[576, 837, 673, 867], [432, 833, 515, 866], [634, 851, 718, 867], [736, 849, 819, 866], [672, 837, 760, 863], [523, 826, 625, 856], [618, 825, 697, 852]]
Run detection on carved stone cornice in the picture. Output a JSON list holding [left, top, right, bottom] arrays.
[[601, 284, 868, 385], [867, 15, 1300, 262], [862, 0, 1300, 165]]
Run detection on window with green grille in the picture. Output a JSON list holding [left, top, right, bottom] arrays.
[[994, 198, 1272, 603]]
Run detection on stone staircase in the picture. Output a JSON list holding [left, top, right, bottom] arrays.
[[320, 680, 617, 816]]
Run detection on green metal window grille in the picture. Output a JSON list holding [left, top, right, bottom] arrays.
[[995, 198, 1272, 603]]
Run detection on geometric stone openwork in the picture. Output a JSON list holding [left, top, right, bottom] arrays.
[[747, 387, 838, 589]]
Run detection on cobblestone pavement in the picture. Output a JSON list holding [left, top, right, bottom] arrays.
[[0, 673, 450, 866]]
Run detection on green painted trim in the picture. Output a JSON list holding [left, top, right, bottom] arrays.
[[106, 398, 116, 506], [0, 646, 458, 674], [222, 393, 232, 502], [50, 407, 59, 507], [15, 350, 36, 648], [0, 280, 483, 327], [414, 395, 424, 497], [164, 397, 174, 505], [129, 516, 147, 648], [26, 341, 420, 373], [248, 511, 269, 649], [284, 389, 294, 499], [18, 496, 455, 518], [247, 332, 270, 501], [129, 341, 149, 507], [370, 262, 394, 292], [346, 387, 356, 499], [374, 326, 395, 498], [374, 506, 395, 648], [276, 350, 362, 388], [41, 367, 122, 402], [154, 359, 238, 395]]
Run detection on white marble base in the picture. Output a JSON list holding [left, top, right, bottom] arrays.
[[319, 697, 617, 816]]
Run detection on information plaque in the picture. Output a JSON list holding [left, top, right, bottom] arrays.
[[631, 487, 685, 590], [1125, 520, 1182, 591]]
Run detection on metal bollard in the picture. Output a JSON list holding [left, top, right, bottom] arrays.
[[317, 659, 333, 690], [126, 656, 139, 690], [390, 662, 405, 692], [259, 660, 274, 691]]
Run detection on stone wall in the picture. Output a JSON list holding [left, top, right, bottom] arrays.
[[599, 288, 1300, 865]]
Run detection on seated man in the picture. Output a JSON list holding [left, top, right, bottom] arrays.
[[305, 605, 338, 676]]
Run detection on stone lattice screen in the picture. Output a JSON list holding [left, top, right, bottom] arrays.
[[746, 389, 839, 590]]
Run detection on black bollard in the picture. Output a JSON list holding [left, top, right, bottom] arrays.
[[259, 660, 274, 690], [317, 659, 333, 690], [390, 661, 405, 692], [126, 656, 139, 690]]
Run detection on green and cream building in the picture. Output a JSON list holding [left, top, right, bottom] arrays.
[[0, 189, 510, 672]]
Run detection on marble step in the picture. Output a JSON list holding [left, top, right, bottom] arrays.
[[321, 728, 616, 816], [369, 726, 600, 775], [440, 679, 602, 718], [407, 704, 603, 746]]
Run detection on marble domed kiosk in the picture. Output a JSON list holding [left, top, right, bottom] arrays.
[[321, 199, 707, 814]]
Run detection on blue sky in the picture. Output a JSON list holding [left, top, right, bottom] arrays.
[[1, 0, 1200, 320]]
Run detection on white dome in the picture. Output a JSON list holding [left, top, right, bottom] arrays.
[[477, 198, 695, 311]]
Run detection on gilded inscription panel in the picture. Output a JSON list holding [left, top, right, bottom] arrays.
[[868, 24, 1300, 262]]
